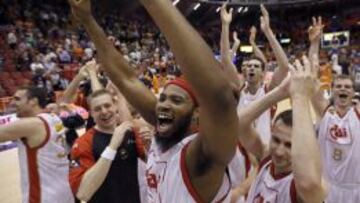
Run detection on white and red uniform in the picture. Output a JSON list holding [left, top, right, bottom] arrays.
[[17, 113, 74, 203], [146, 134, 251, 203], [317, 107, 360, 203], [246, 157, 297, 203], [238, 84, 272, 145]]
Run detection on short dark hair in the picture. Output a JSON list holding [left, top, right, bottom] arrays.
[[18, 86, 48, 108], [274, 109, 293, 127], [88, 89, 114, 106], [332, 74, 354, 88], [248, 55, 266, 71]]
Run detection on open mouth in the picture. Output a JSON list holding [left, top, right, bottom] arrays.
[[157, 113, 174, 133], [248, 73, 255, 77], [339, 94, 348, 99], [100, 115, 113, 123]]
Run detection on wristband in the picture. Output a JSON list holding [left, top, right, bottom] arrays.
[[101, 147, 117, 161]]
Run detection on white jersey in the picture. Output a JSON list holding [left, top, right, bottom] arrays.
[[238, 84, 272, 145], [17, 113, 74, 203], [146, 134, 251, 203], [246, 157, 297, 203], [317, 107, 360, 203]]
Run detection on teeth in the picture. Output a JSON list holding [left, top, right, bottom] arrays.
[[158, 113, 172, 119]]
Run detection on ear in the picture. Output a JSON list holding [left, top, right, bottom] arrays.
[[191, 107, 199, 125], [29, 97, 39, 107]]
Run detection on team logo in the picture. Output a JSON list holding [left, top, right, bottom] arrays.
[[328, 124, 352, 144]]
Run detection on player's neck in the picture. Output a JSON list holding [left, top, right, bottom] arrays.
[[27, 107, 45, 117], [334, 104, 352, 116], [95, 125, 115, 134], [246, 82, 261, 94]]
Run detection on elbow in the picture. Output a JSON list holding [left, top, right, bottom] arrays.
[[76, 189, 91, 202]]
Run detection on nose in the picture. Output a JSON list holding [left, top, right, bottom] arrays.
[[158, 100, 171, 111], [100, 106, 108, 114], [274, 144, 286, 157]]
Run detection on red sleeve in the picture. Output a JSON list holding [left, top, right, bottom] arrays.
[[68, 129, 95, 194], [133, 128, 146, 160]]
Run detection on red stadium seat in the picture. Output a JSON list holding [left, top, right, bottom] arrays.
[[22, 71, 33, 80]]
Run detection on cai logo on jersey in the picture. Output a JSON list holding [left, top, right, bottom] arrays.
[[253, 192, 278, 203], [328, 124, 352, 144]]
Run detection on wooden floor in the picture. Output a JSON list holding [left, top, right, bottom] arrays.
[[0, 100, 292, 203]]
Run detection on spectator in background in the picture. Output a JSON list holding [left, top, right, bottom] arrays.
[[7, 29, 17, 49]]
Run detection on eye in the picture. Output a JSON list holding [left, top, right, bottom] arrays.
[[159, 94, 166, 102], [285, 142, 292, 149], [171, 96, 184, 105], [272, 136, 280, 144]]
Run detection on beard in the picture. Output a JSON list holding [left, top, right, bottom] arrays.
[[155, 112, 193, 152]]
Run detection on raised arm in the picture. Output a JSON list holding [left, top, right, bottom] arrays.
[[249, 26, 267, 64], [60, 64, 88, 104], [106, 81, 133, 123], [140, 0, 240, 201], [0, 118, 47, 147], [260, 5, 289, 90], [86, 60, 103, 92], [237, 75, 289, 159], [289, 56, 327, 203], [308, 17, 329, 117], [220, 3, 242, 89], [68, 0, 157, 125], [231, 31, 241, 59]]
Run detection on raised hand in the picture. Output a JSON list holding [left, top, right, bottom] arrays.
[[260, 4, 271, 34], [220, 3, 233, 25], [233, 31, 240, 45], [68, 0, 92, 23], [308, 16, 324, 43], [109, 121, 134, 150], [249, 26, 257, 44], [85, 59, 98, 74], [289, 56, 317, 98]]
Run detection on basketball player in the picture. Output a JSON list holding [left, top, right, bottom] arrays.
[[246, 56, 328, 203], [312, 74, 360, 202], [307, 16, 360, 202], [0, 86, 74, 203], [221, 4, 289, 145], [68, 0, 271, 202], [69, 89, 145, 203]]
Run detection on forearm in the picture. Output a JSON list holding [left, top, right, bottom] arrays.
[[308, 41, 320, 62], [88, 71, 103, 92], [311, 89, 329, 118], [60, 73, 85, 103], [76, 158, 112, 201], [264, 30, 288, 89], [251, 42, 267, 64], [221, 25, 242, 88], [239, 86, 285, 128], [292, 96, 322, 197], [82, 17, 157, 124], [141, 0, 231, 102]]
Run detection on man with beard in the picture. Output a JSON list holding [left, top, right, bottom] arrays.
[[0, 86, 74, 203], [221, 5, 289, 146], [68, 0, 286, 202]]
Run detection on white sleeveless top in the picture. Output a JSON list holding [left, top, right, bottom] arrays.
[[317, 107, 360, 203], [17, 113, 74, 203], [146, 134, 250, 203], [246, 158, 297, 203], [238, 84, 272, 145]]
